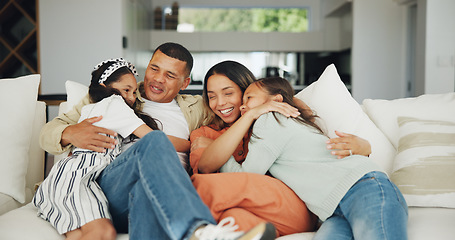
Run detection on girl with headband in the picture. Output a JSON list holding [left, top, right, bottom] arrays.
[[33, 58, 160, 240]]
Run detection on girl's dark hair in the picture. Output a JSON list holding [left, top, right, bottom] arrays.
[[203, 60, 256, 129], [89, 61, 160, 131], [254, 77, 323, 134]]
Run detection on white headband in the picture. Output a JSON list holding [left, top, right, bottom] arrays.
[[93, 58, 138, 84]]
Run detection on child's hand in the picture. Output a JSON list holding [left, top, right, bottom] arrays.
[[326, 131, 372, 159]]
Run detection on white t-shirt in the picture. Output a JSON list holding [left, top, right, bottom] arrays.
[[142, 98, 190, 169], [79, 95, 145, 152], [79, 95, 144, 138]]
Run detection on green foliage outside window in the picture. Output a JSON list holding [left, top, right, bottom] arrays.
[[178, 8, 308, 32]]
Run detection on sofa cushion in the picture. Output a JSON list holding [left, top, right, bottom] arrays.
[[0, 193, 21, 216], [362, 93, 455, 149], [0, 74, 40, 203], [65, 80, 88, 112], [391, 117, 455, 208], [407, 207, 455, 240], [0, 203, 129, 239], [294, 64, 396, 173]]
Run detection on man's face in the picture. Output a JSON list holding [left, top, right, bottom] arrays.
[[143, 50, 191, 103]]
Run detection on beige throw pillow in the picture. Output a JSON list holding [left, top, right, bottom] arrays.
[[391, 117, 455, 208]]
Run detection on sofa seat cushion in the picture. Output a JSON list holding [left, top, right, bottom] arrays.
[[0, 193, 21, 216], [407, 207, 455, 240], [275, 207, 455, 240], [276, 232, 315, 240], [0, 203, 129, 239]]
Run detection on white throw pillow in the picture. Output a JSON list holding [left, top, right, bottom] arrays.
[[295, 64, 396, 173], [65, 80, 88, 112], [362, 93, 455, 149], [391, 117, 455, 208], [0, 74, 40, 203]]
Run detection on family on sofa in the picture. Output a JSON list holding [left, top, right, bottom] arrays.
[[36, 42, 408, 240]]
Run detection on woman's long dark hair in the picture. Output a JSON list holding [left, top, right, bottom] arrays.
[[254, 77, 323, 134], [90, 61, 160, 131]]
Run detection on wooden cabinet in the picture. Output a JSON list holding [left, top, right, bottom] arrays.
[[0, 0, 38, 80]]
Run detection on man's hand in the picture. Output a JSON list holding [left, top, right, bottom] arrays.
[[61, 116, 118, 153], [326, 130, 372, 159]]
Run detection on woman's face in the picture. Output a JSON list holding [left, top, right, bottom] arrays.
[[206, 74, 243, 125], [109, 73, 137, 107], [240, 83, 274, 115]]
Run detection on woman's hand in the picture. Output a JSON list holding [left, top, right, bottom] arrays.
[[190, 136, 214, 152], [326, 130, 372, 159], [243, 101, 300, 120]]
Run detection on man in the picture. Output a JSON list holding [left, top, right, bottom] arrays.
[[39, 42, 276, 240], [40, 43, 207, 171]]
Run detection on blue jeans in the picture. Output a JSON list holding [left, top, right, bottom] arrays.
[[313, 171, 408, 240], [97, 131, 216, 240]]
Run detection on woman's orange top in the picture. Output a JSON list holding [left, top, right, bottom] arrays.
[[189, 125, 249, 173]]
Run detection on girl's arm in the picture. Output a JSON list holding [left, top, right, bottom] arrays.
[[132, 125, 189, 152], [198, 101, 299, 173], [167, 136, 190, 153], [221, 114, 281, 174], [132, 124, 153, 138]]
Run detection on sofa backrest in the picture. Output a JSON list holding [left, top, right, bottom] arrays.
[[53, 102, 70, 165]]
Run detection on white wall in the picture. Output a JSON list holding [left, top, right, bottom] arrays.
[[352, 0, 455, 102], [39, 0, 454, 101], [422, 0, 455, 94], [39, 0, 123, 95], [351, 0, 406, 102]]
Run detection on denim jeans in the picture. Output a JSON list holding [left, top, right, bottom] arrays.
[[313, 171, 408, 240], [97, 131, 216, 240]]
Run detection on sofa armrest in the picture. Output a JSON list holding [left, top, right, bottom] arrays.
[[25, 101, 46, 203]]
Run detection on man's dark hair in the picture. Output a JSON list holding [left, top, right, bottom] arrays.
[[154, 42, 193, 77]]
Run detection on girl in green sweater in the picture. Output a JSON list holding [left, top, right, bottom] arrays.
[[220, 77, 408, 240]]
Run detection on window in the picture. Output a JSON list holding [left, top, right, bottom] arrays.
[[159, 7, 309, 33], [190, 52, 300, 85]]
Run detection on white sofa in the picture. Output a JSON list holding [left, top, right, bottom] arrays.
[[0, 74, 45, 216], [1, 66, 454, 240], [0, 101, 46, 215]]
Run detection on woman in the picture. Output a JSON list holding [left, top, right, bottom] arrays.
[[190, 61, 372, 237]]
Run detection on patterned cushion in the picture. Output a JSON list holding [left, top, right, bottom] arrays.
[[391, 117, 455, 208]]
